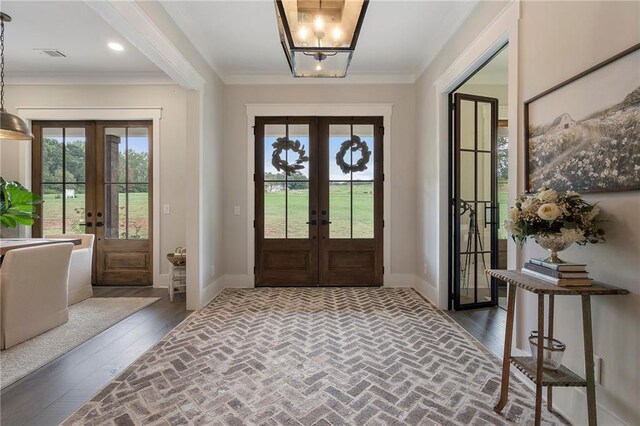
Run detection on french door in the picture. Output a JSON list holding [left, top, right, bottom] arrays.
[[255, 116, 383, 287], [451, 94, 499, 309], [31, 121, 153, 286]]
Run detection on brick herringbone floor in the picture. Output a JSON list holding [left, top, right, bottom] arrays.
[[64, 288, 564, 425]]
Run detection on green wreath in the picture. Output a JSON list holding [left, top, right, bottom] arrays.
[[336, 135, 371, 174], [271, 137, 309, 176]]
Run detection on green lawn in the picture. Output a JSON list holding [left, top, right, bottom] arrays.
[[264, 183, 374, 239], [41, 192, 149, 238]]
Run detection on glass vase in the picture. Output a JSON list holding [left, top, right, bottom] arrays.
[[529, 331, 566, 371], [534, 233, 573, 264]]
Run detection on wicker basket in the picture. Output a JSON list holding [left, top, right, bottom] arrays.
[[166, 253, 186, 266]]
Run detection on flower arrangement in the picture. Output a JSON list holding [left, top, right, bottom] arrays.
[[504, 187, 605, 246]]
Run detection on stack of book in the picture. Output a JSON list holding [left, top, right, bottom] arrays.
[[522, 258, 592, 287]]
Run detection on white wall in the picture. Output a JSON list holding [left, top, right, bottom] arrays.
[[0, 84, 187, 278], [222, 84, 417, 283], [415, 0, 508, 303], [517, 2, 640, 424], [135, 1, 226, 309], [417, 1, 639, 424]]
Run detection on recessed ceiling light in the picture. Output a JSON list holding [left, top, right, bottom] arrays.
[[108, 42, 124, 52]]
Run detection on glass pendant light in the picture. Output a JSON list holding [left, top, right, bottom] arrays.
[[0, 13, 33, 141]]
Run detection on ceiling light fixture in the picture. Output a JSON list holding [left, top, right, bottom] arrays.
[[275, 0, 369, 78], [108, 42, 124, 52], [0, 13, 32, 141]]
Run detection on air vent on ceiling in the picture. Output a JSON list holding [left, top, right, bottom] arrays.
[[34, 49, 67, 58]]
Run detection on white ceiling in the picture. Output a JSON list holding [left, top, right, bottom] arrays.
[[2, 1, 169, 84], [1, 0, 480, 85], [161, 0, 480, 83]]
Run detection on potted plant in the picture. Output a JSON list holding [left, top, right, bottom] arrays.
[[504, 187, 605, 263], [0, 177, 43, 228]]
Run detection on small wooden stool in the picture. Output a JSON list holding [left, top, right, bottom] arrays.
[[166, 253, 186, 302]]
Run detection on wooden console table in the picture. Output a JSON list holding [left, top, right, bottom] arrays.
[[486, 269, 629, 426]]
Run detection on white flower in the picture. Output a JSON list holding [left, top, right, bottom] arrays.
[[537, 203, 562, 221], [509, 207, 520, 221], [560, 227, 585, 243], [521, 197, 537, 213], [538, 188, 558, 202]]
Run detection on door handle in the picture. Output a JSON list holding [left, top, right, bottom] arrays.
[[321, 220, 332, 225], [95, 222, 104, 227], [306, 220, 317, 225], [79, 222, 93, 227]]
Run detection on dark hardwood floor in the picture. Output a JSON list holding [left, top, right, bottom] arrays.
[[446, 306, 507, 359], [0, 287, 191, 426]]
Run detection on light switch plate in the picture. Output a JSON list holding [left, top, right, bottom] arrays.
[[163, 204, 171, 214], [233, 205, 241, 216]]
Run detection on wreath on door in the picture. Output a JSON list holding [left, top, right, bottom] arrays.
[[335, 135, 371, 174], [271, 137, 309, 175]]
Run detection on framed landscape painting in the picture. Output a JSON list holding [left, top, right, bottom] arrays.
[[525, 43, 640, 193]]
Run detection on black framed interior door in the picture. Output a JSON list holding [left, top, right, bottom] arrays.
[[451, 94, 499, 309], [255, 116, 383, 287]]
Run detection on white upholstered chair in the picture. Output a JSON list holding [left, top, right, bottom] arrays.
[[0, 243, 73, 349], [46, 234, 95, 305]]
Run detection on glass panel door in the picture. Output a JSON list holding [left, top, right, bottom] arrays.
[[32, 124, 92, 237], [319, 117, 383, 287], [95, 122, 152, 286], [452, 94, 499, 309], [103, 127, 150, 240], [255, 117, 318, 287], [255, 116, 383, 287]]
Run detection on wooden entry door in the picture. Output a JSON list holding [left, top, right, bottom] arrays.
[[95, 123, 153, 285], [31, 121, 153, 286], [255, 116, 383, 287]]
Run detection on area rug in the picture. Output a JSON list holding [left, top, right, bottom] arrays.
[[1, 297, 160, 388], [63, 288, 564, 425]]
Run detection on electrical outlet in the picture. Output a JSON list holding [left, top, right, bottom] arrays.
[[594, 355, 602, 385], [233, 205, 241, 216]]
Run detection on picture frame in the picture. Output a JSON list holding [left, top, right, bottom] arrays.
[[524, 43, 640, 193]]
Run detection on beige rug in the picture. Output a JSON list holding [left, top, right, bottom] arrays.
[[0, 297, 160, 389]]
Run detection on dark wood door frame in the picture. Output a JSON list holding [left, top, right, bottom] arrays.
[[95, 121, 153, 285], [31, 120, 153, 286], [255, 116, 384, 287], [318, 116, 384, 286], [255, 116, 319, 286]]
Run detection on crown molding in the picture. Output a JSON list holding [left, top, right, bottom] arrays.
[[5, 72, 174, 86], [224, 73, 416, 85]]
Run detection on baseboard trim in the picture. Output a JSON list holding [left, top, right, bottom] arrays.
[[413, 275, 438, 305], [201, 276, 225, 308], [222, 274, 254, 288], [153, 273, 169, 289], [384, 273, 417, 288]]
